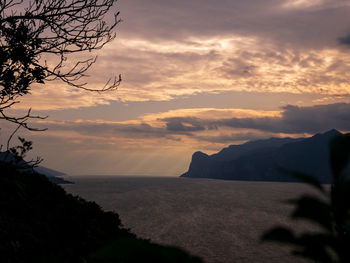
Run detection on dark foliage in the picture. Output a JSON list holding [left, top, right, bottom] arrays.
[[0, 161, 128, 262], [89, 238, 204, 263], [261, 134, 350, 262], [0, 162, 204, 263]]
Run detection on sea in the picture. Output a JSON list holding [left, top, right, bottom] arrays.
[[62, 176, 320, 263]]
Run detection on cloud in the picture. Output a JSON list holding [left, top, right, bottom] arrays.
[[166, 103, 350, 134], [17, 83, 114, 110], [282, 0, 350, 10], [118, 0, 350, 48], [6, 0, 350, 175], [195, 131, 279, 144], [164, 117, 205, 132], [24, 103, 350, 148], [102, 37, 350, 103], [12, 102, 350, 175], [17, 40, 350, 112], [8, 108, 279, 153], [7, 0, 350, 111], [276, 103, 350, 133]]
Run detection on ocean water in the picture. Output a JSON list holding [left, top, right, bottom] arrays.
[[63, 176, 319, 263]]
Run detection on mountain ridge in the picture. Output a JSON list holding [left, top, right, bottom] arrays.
[[181, 129, 345, 183]]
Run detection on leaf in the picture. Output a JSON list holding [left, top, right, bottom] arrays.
[[294, 233, 335, 263], [331, 180, 350, 235], [278, 167, 326, 194], [287, 194, 332, 231], [261, 227, 296, 244], [330, 134, 350, 180]]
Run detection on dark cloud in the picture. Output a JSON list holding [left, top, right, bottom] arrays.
[[195, 132, 272, 144], [218, 103, 350, 134], [118, 0, 350, 49], [37, 103, 350, 145], [164, 117, 206, 132], [218, 117, 282, 132], [218, 57, 257, 78], [161, 103, 350, 135], [338, 33, 350, 47], [277, 103, 350, 133]]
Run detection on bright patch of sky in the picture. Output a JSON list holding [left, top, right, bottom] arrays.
[[5, 0, 350, 175]]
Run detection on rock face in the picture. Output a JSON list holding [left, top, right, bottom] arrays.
[[181, 129, 344, 183]]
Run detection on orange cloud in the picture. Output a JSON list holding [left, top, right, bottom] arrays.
[[13, 34, 350, 112]]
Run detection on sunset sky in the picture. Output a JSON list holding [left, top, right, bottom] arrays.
[[5, 0, 350, 176]]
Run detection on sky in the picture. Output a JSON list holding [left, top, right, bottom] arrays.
[[4, 0, 350, 176]]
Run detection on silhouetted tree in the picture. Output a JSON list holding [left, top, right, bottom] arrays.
[[0, 0, 121, 148], [261, 134, 350, 262]]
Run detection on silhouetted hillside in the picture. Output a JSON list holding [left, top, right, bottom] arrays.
[[0, 161, 204, 263], [0, 151, 71, 184], [181, 129, 345, 183]]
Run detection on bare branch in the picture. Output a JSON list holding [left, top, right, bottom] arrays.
[[0, 0, 120, 136]]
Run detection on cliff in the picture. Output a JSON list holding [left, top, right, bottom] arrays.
[[181, 129, 344, 183]]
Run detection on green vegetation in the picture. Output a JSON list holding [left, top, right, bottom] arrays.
[[0, 161, 203, 263], [261, 134, 350, 262]]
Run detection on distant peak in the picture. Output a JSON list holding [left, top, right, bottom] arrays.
[[192, 151, 209, 159], [311, 129, 342, 140], [323, 129, 341, 136]]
